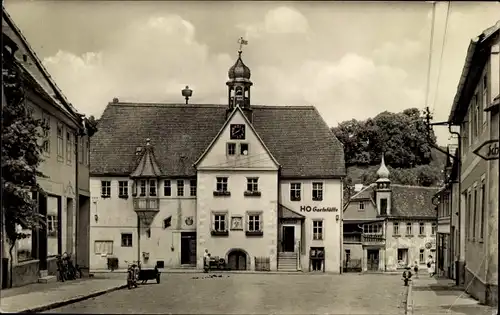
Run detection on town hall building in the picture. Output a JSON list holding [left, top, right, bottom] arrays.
[[89, 45, 346, 273]]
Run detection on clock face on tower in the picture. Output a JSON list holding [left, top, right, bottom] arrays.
[[230, 124, 246, 140]]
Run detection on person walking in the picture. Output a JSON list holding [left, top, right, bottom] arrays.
[[203, 249, 210, 273], [427, 255, 435, 277], [413, 261, 419, 279]]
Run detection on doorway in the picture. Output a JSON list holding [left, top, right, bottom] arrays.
[[282, 226, 295, 252], [66, 198, 74, 254], [367, 249, 379, 271], [397, 248, 409, 268], [227, 250, 247, 270], [180, 232, 196, 265]]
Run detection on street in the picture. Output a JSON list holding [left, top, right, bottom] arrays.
[[45, 273, 407, 314]]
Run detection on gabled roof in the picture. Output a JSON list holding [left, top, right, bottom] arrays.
[[449, 21, 500, 123], [343, 184, 439, 218], [130, 139, 162, 178], [90, 102, 346, 178], [193, 105, 280, 168], [278, 204, 305, 219], [350, 184, 375, 200]]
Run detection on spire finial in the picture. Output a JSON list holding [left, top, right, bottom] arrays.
[[237, 36, 248, 54], [376, 153, 390, 179]]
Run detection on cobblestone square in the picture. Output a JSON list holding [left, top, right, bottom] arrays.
[[46, 273, 407, 314]]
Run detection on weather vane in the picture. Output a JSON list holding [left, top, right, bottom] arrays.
[[237, 36, 248, 53]]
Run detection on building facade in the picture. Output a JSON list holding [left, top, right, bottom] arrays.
[[343, 157, 438, 272], [446, 21, 499, 306], [89, 48, 346, 273], [1, 8, 96, 288]]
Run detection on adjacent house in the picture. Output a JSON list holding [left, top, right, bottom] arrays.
[[343, 157, 438, 272], [89, 47, 346, 273], [446, 21, 499, 306], [1, 8, 96, 288]]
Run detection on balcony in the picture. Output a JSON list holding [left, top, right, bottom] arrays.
[[133, 197, 159, 211], [361, 234, 385, 246], [343, 232, 362, 243]]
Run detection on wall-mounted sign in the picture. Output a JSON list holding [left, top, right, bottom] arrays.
[[185, 217, 194, 226], [425, 242, 432, 249], [473, 139, 499, 161], [300, 206, 338, 213]]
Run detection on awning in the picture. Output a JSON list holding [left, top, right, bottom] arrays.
[[278, 204, 305, 220]]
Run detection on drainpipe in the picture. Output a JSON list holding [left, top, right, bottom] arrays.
[[448, 124, 462, 285], [276, 168, 281, 271], [74, 132, 79, 264], [137, 213, 141, 265], [340, 177, 344, 274]]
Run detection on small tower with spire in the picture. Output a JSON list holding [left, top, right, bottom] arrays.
[[226, 37, 253, 119], [375, 154, 392, 216]]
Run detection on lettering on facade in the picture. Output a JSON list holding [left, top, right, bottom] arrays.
[[473, 139, 499, 161], [299, 206, 338, 212]]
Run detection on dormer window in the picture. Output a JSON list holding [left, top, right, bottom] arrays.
[[380, 198, 388, 215], [359, 202, 365, 210]]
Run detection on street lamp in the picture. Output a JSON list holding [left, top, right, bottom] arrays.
[[181, 86, 193, 104]]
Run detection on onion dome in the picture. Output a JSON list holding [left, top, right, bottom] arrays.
[[228, 51, 251, 80], [376, 154, 390, 179]]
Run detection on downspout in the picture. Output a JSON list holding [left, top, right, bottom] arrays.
[[137, 214, 141, 265], [448, 124, 461, 286], [340, 177, 344, 274], [74, 132, 79, 264], [276, 168, 281, 271]]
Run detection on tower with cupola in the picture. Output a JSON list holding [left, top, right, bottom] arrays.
[[226, 38, 253, 119], [375, 154, 392, 216]]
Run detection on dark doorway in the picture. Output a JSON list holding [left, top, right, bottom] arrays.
[[77, 195, 90, 268], [180, 232, 196, 265], [367, 249, 379, 271], [282, 226, 295, 252], [227, 250, 247, 270], [37, 194, 48, 271]]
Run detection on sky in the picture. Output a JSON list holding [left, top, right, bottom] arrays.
[[4, 1, 500, 145]]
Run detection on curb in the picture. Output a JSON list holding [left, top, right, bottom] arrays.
[[405, 280, 413, 315], [22, 284, 127, 313]]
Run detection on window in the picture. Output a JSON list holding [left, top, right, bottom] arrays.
[[359, 202, 365, 210], [66, 131, 72, 164], [213, 213, 227, 232], [149, 180, 157, 196], [312, 182, 323, 201], [118, 181, 128, 197], [101, 181, 111, 197], [406, 222, 412, 235], [47, 215, 58, 237], [363, 223, 382, 234], [290, 183, 301, 201], [380, 198, 388, 215], [473, 188, 477, 239], [227, 143, 236, 155], [94, 241, 113, 255], [247, 213, 262, 232], [468, 107, 472, 146], [345, 249, 351, 262], [468, 191, 472, 239], [42, 111, 50, 154], [247, 177, 259, 192], [121, 233, 133, 247], [190, 180, 197, 196], [313, 220, 323, 240], [86, 140, 90, 166], [431, 223, 436, 235], [164, 180, 171, 196], [240, 143, 249, 155], [473, 94, 479, 137], [397, 248, 409, 266], [139, 180, 146, 196], [393, 222, 399, 235], [482, 74, 488, 128], [79, 138, 84, 163], [419, 249, 425, 264], [57, 123, 64, 160], [419, 222, 425, 235], [216, 177, 228, 192], [480, 180, 485, 239]]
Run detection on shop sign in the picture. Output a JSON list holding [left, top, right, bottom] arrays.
[[473, 139, 499, 161], [300, 206, 338, 212]]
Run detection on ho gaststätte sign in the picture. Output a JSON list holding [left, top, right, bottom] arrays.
[[473, 139, 499, 161]]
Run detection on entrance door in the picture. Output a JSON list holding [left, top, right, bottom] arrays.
[[367, 249, 379, 271], [228, 250, 247, 270], [180, 232, 196, 265], [282, 226, 295, 252]]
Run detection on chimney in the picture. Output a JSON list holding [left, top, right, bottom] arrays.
[[354, 184, 364, 192]]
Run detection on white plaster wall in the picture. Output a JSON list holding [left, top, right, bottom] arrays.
[[279, 179, 342, 273], [196, 170, 278, 270], [89, 177, 196, 269]]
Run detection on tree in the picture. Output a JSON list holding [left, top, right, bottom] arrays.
[[2, 43, 48, 287], [332, 108, 436, 167]]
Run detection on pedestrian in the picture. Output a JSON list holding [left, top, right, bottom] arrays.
[[427, 255, 435, 277], [413, 261, 419, 279], [203, 249, 210, 273]]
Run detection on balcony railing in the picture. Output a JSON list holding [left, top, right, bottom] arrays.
[[133, 197, 159, 210], [361, 234, 385, 244]]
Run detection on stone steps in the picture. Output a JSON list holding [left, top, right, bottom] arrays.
[[38, 275, 57, 283], [278, 253, 298, 271]]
